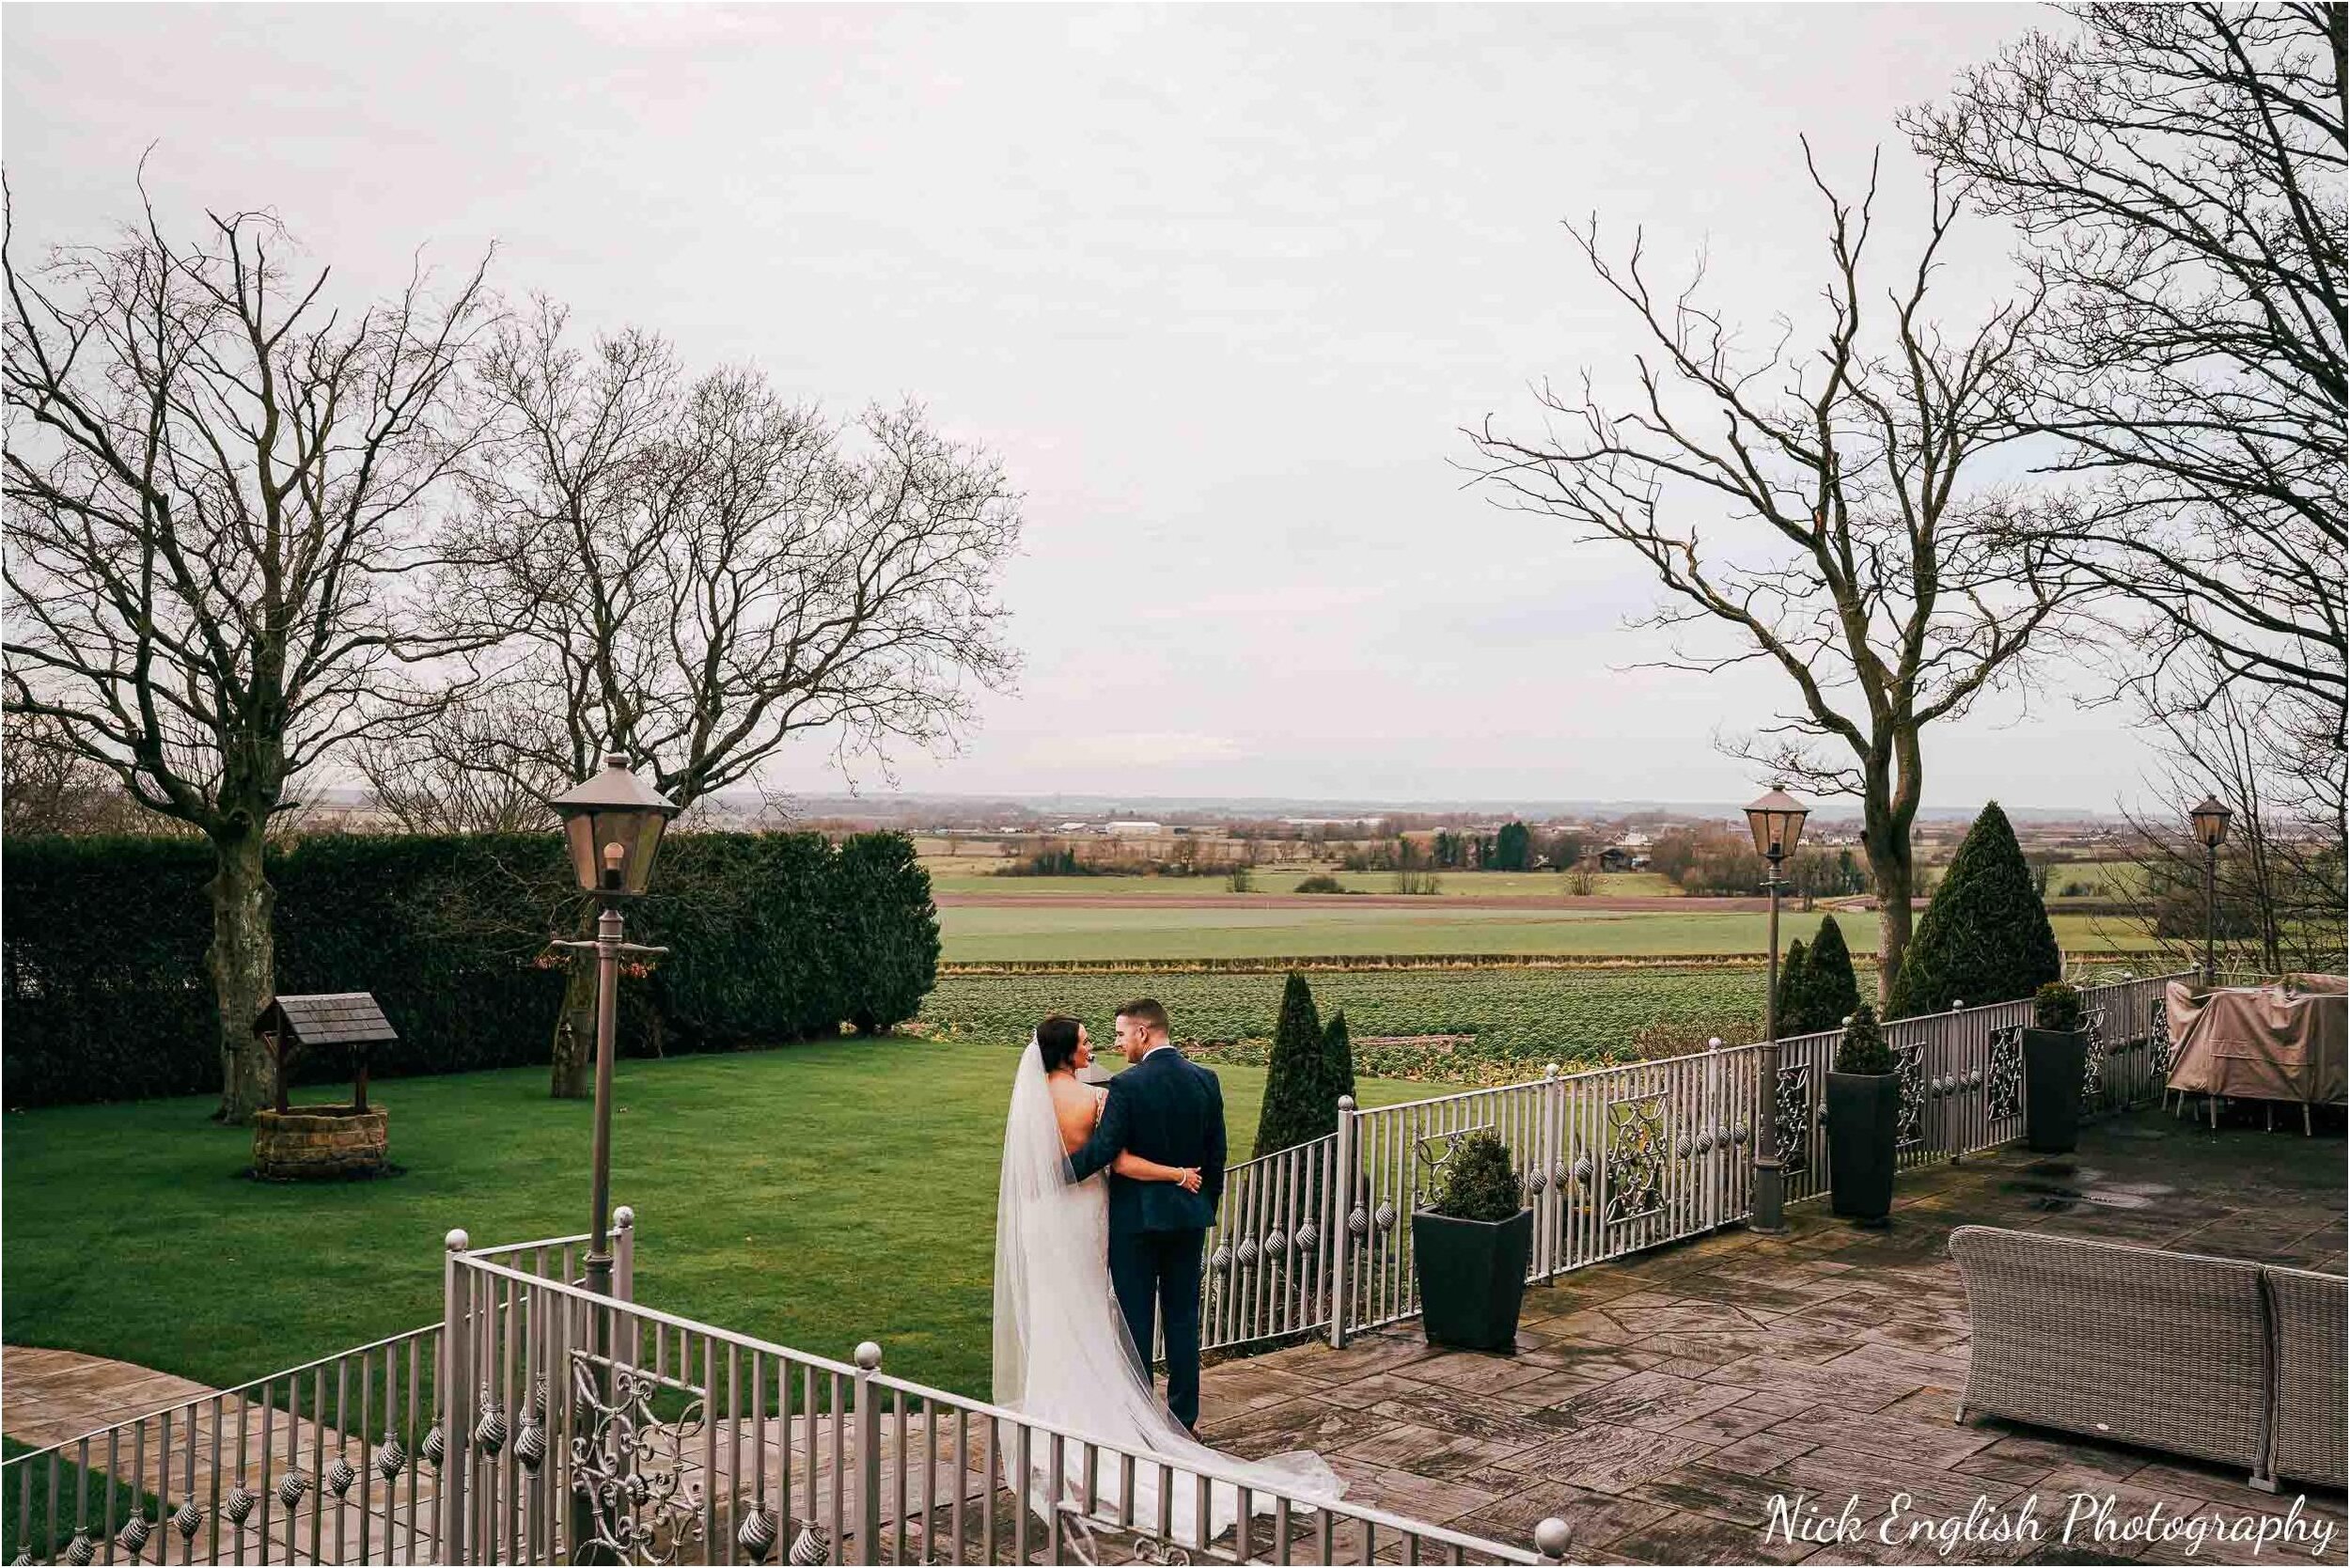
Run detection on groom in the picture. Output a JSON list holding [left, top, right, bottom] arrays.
[[1068, 997, 1226, 1434]]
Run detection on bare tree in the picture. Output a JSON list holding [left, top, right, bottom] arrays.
[[352, 682, 574, 834], [2104, 674, 2347, 976], [422, 300, 1022, 1093], [1904, 3, 2346, 744], [1, 708, 193, 837], [3, 181, 494, 1120], [1468, 151, 2082, 997]]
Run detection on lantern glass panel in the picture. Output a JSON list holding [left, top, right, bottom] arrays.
[[1743, 789, 1810, 858]]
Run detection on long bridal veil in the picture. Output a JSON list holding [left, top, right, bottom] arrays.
[[991, 1039, 1342, 1547]]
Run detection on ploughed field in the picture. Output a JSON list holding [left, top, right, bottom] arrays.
[[915, 965, 1765, 1082]]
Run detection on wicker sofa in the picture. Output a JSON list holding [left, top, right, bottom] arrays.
[[1950, 1226, 2347, 1491]]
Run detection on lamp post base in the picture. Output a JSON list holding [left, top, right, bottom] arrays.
[[1749, 1156, 1787, 1234]]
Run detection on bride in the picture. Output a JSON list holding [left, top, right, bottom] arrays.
[[992, 1013, 1343, 1547]]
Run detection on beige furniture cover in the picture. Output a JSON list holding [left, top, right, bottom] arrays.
[[2166, 980, 2349, 1106]]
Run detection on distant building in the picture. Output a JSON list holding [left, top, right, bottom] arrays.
[[1104, 820, 1164, 837]]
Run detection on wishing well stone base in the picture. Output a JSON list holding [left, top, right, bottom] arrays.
[[250, 1105, 389, 1180]]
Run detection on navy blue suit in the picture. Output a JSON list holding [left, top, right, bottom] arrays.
[[1068, 1046, 1227, 1429]]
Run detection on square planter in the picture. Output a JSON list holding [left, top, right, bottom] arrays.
[[1825, 1072, 1899, 1224], [1411, 1207, 1533, 1352], [2021, 1027, 2088, 1153]]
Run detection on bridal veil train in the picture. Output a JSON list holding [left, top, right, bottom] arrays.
[[991, 1037, 1343, 1547]]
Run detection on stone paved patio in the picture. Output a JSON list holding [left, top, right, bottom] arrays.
[[1196, 1108, 2347, 1565]]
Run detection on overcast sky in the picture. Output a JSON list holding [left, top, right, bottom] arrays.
[[5, 3, 2171, 813]]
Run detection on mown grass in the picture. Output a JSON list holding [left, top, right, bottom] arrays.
[[936, 902, 2140, 963], [1, 1041, 1434, 1403], [0, 1436, 164, 1557]]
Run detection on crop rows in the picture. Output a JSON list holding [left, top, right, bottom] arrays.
[[915, 965, 1764, 1083]]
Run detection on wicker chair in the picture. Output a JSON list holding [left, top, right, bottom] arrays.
[[2264, 1266, 2348, 1488], [1949, 1225, 2273, 1484]]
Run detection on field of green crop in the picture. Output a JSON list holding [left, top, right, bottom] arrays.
[[916, 966, 1766, 1082]]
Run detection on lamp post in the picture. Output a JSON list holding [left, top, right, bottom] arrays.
[[549, 750, 681, 1300], [1745, 787, 1810, 1233], [2190, 796, 2232, 986]]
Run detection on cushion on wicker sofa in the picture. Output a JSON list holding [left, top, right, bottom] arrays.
[[1950, 1225, 2271, 1477], [2264, 1266, 2347, 1488]]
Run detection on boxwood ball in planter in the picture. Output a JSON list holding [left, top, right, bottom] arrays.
[[2022, 980, 2088, 1154], [1410, 1130, 1532, 1352], [1825, 1004, 1899, 1226]]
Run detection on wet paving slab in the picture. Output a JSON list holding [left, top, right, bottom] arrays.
[[1198, 1109, 2348, 1565]]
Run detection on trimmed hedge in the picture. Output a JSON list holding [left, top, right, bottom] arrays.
[[1, 830, 938, 1109]]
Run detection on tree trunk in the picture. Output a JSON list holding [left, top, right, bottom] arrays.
[[550, 945, 596, 1099], [1866, 834, 1915, 1007], [208, 829, 277, 1122]]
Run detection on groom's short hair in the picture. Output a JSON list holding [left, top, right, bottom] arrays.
[[1115, 997, 1169, 1038]]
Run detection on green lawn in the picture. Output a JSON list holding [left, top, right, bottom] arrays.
[[937, 902, 2142, 962], [1, 1436, 162, 1554], [1, 1041, 1434, 1403]]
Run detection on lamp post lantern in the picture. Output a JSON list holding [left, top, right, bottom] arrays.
[[1744, 787, 1810, 1233], [549, 750, 681, 1300], [2190, 796, 2232, 986]]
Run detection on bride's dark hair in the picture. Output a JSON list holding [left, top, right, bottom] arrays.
[[1035, 1013, 1083, 1073]]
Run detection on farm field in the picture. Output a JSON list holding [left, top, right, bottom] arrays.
[[918, 965, 1766, 1080], [933, 897, 2144, 963], [919, 865, 1684, 900]]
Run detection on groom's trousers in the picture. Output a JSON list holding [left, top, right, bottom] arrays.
[[1107, 1227, 1206, 1430]]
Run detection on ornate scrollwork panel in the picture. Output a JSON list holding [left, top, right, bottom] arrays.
[[1894, 1044, 1927, 1149], [1986, 1027, 2024, 1121], [2080, 1005, 2107, 1106], [1603, 1095, 1668, 1226], [568, 1352, 709, 1565], [2150, 996, 2172, 1078], [1773, 1064, 1810, 1177]]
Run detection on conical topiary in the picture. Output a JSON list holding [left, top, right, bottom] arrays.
[[1833, 1002, 1894, 1074], [1774, 938, 1810, 1034], [1253, 973, 1328, 1157], [1886, 802, 2061, 1018], [1321, 1009, 1356, 1108], [1805, 915, 1862, 1033]]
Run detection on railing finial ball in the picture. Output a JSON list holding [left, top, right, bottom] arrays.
[[854, 1341, 883, 1371], [445, 1228, 470, 1253], [1534, 1517, 1572, 1559], [613, 1204, 634, 1231], [1338, 1095, 1356, 1112]]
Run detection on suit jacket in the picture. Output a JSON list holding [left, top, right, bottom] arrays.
[[1068, 1046, 1227, 1234]]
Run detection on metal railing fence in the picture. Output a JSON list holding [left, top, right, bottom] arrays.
[[1246, 972, 2190, 1349], [1, 1223, 619, 1567], [439, 1239, 1565, 1567]]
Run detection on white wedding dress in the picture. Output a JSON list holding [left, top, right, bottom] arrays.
[[992, 1041, 1343, 1549]]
